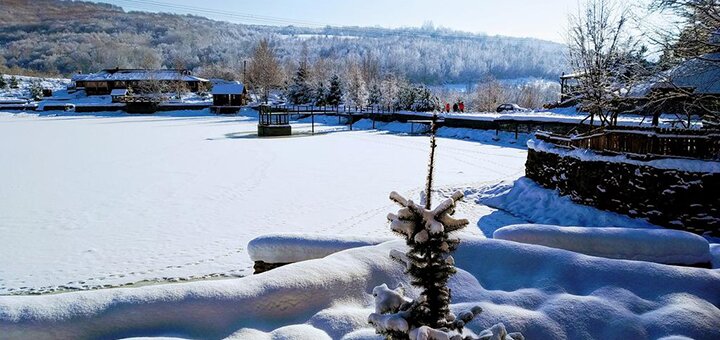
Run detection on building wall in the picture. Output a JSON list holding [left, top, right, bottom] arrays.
[[525, 148, 720, 236]]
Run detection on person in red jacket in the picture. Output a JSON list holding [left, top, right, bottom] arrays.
[[459, 101, 465, 113], [445, 102, 450, 113]]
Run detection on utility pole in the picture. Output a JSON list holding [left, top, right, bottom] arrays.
[[243, 60, 247, 84]]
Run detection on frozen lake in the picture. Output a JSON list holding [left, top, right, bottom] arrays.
[[0, 111, 527, 294]]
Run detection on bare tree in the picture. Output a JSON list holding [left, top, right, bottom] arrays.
[[247, 38, 283, 103], [471, 76, 506, 112], [345, 63, 369, 107], [650, 0, 719, 62], [643, 0, 720, 126], [567, 0, 639, 126]]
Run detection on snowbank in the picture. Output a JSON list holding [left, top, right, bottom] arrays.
[[493, 224, 711, 265], [479, 177, 659, 230], [2, 236, 719, 339], [248, 233, 392, 263], [711, 244, 720, 269], [529, 139, 720, 174]]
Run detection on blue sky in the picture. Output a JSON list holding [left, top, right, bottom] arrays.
[[94, 0, 580, 43]]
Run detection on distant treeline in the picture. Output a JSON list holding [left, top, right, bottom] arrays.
[[0, 0, 567, 84]]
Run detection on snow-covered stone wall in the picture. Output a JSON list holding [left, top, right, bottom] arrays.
[[525, 142, 720, 236]]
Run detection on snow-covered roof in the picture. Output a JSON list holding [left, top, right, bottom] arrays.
[[631, 53, 720, 96], [560, 72, 584, 79], [212, 83, 245, 95], [110, 89, 128, 96], [72, 69, 208, 82], [659, 53, 720, 94]]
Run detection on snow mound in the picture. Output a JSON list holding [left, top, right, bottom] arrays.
[[248, 233, 393, 263], [2, 236, 719, 339], [479, 177, 659, 229], [494, 224, 711, 265], [711, 244, 720, 269]]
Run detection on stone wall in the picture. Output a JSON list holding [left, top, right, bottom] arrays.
[[525, 148, 720, 236]]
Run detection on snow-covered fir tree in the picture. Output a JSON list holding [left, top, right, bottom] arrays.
[[327, 74, 343, 107], [314, 81, 328, 106], [29, 80, 43, 100], [413, 86, 439, 112], [287, 62, 313, 105], [368, 82, 382, 106], [9, 75, 19, 89], [0, 73, 6, 89], [369, 114, 524, 340]]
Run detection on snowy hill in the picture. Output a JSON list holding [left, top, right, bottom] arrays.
[[0, 0, 565, 83]]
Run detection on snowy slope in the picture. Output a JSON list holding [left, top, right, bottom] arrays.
[[1, 237, 718, 339], [0, 110, 528, 294]]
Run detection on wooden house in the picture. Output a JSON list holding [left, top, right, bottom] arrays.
[[211, 83, 248, 113], [72, 68, 209, 96]]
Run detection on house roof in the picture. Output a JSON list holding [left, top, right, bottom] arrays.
[[212, 83, 246, 95], [630, 53, 720, 96], [72, 69, 208, 82], [658, 53, 720, 94]]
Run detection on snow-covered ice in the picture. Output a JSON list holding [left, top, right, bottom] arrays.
[[494, 224, 711, 265], [1, 236, 718, 339], [0, 109, 527, 294]]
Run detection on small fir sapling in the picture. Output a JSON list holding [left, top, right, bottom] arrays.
[[29, 81, 43, 100], [0, 73, 6, 89], [9, 75, 19, 89], [368, 113, 524, 340]]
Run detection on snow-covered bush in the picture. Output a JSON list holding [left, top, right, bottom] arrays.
[[368, 113, 524, 340], [368, 191, 479, 339]]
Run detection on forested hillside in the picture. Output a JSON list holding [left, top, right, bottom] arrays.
[[0, 0, 567, 83]]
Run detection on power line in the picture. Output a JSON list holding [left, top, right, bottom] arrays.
[[100, 0, 542, 43], [104, 0, 336, 27]]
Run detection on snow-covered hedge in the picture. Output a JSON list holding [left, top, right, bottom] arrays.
[[494, 224, 711, 265], [247, 233, 392, 264]]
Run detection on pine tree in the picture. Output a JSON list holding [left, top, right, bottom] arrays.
[[368, 114, 524, 340], [314, 81, 328, 106], [29, 81, 43, 100], [9, 75, 19, 89], [413, 86, 439, 112], [0, 73, 6, 89], [326, 74, 343, 107], [368, 82, 381, 106], [287, 62, 312, 105]]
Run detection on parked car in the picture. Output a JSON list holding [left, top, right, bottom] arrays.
[[496, 103, 528, 113]]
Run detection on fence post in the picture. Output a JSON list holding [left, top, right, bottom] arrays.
[[312, 111, 315, 135]]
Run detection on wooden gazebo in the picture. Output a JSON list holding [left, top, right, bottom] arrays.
[[258, 105, 291, 136]]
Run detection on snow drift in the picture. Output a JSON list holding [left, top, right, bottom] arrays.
[[494, 224, 711, 265], [248, 233, 392, 263], [1, 236, 719, 339]]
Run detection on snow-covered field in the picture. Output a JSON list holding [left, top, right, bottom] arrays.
[[1, 109, 718, 339], [0, 109, 527, 295]]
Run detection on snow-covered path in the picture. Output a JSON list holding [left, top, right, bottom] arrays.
[[0, 111, 527, 294]]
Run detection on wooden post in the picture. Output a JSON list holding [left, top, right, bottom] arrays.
[[312, 111, 315, 135], [372, 106, 376, 129]]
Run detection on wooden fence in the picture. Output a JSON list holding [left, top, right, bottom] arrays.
[[536, 127, 720, 160]]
